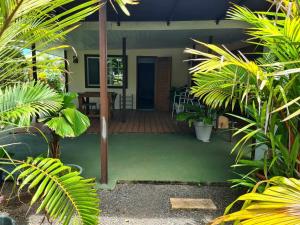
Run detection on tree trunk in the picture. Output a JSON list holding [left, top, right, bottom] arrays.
[[50, 131, 60, 158]]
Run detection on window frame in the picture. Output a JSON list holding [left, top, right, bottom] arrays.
[[84, 54, 128, 88]]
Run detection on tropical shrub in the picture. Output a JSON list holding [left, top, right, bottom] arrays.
[[186, 0, 300, 224], [42, 92, 90, 158], [0, 83, 99, 225], [186, 0, 300, 189], [0, 0, 101, 224], [37, 54, 66, 92], [0, 0, 139, 224]]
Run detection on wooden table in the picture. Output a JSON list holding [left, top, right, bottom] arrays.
[[78, 92, 117, 118]]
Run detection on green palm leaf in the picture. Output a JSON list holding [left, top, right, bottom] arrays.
[[210, 176, 300, 225], [9, 157, 100, 225], [0, 0, 100, 85], [46, 108, 90, 138], [0, 81, 62, 126]]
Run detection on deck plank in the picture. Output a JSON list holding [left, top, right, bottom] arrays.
[[87, 110, 192, 134]]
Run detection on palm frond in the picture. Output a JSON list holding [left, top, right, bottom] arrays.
[[185, 42, 265, 110], [186, 0, 300, 190], [210, 176, 300, 225], [0, 0, 100, 84], [0, 81, 62, 126], [9, 157, 100, 225], [110, 0, 139, 16], [45, 108, 90, 138]]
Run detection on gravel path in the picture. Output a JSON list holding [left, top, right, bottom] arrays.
[[99, 183, 243, 225], [0, 183, 243, 225]]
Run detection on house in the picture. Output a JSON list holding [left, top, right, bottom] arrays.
[[64, 0, 269, 111], [56, 0, 270, 184]]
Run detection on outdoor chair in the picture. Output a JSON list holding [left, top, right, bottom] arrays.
[[82, 101, 97, 115], [172, 87, 206, 118], [119, 94, 134, 110], [172, 88, 191, 118]]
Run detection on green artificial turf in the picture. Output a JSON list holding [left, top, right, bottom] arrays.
[[3, 131, 239, 189]]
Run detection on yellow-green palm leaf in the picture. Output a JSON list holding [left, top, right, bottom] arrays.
[[0, 81, 62, 126], [110, 0, 139, 16], [210, 176, 300, 225]]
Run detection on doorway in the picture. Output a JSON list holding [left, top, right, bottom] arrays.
[[137, 57, 156, 110]]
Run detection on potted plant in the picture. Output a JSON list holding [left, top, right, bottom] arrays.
[[177, 104, 214, 142]]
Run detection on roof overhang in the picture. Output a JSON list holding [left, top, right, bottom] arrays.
[[61, 0, 270, 23], [67, 20, 249, 50]]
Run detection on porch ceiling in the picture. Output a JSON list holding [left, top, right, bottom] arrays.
[[63, 0, 270, 50], [61, 0, 269, 22], [67, 27, 247, 50]]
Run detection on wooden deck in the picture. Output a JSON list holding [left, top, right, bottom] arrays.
[[87, 110, 192, 134]]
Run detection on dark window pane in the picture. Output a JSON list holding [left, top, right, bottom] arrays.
[[85, 55, 125, 88], [87, 57, 99, 86]]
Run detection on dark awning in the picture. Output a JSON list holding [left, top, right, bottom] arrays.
[[61, 0, 270, 22]]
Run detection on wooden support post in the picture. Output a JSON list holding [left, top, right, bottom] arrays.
[[99, 3, 108, 184], [122, 37, 127, 122], [64, 50, 69, 92], [32, 44, 37, 81]]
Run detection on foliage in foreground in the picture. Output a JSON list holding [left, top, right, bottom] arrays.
[[210, 176, 300, 225], [0, 0, 140, 224], [0, 0, 100, 84], [0, 81, 62, 127], [0, 0, 139, 224], [7, 157, 99, 225], [110, 0, 139, 15], [186, 0, 300, 188]]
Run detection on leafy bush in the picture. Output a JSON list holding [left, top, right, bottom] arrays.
[[186, 0, 300, 188]]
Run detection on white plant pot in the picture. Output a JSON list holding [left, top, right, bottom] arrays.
[[194, 121, 213, 142]]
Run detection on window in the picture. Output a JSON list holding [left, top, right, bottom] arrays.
[[85, 54, 127, 88]]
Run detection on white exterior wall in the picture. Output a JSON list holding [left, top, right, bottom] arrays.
[[67, 48, 190, 109]]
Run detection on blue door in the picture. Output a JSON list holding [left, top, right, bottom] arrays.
[[137, 57, 156, 110]]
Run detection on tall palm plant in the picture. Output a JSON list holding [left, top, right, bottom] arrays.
[[186, 1, 300, 224], [186, 0, 300, 187]]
